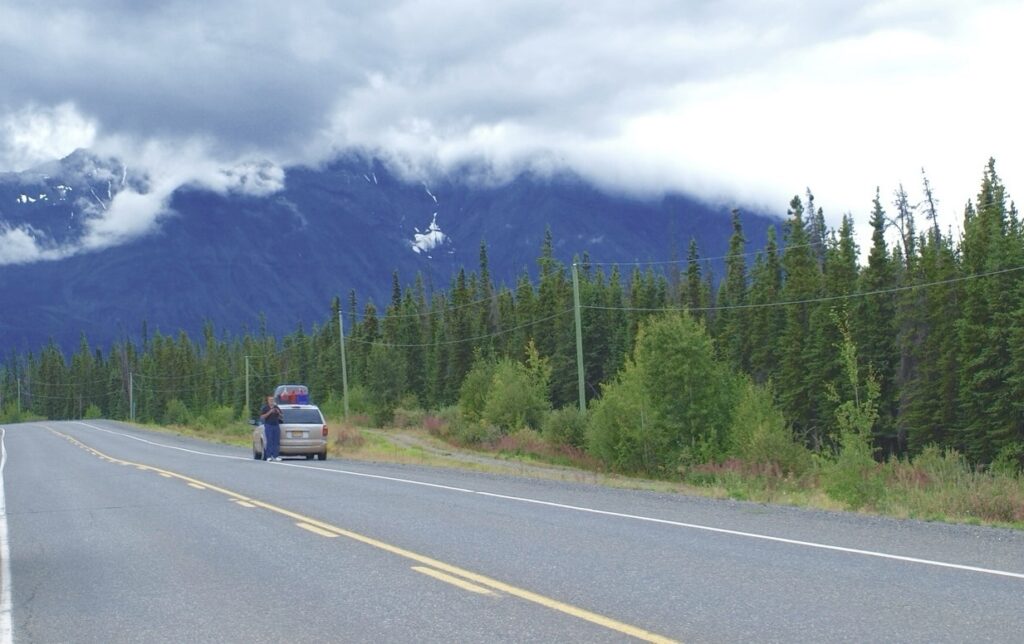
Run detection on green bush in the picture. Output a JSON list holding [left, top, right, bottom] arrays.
[[1, 404, 45, 423], [728, 379, 810, 475], [83, 403, 102, 419], [459, 359, 497, 423], [824, 430, 886, 509], [586, 313, 739, 474], [990, 442, 1023, 477], [636, 313, 737, 459], [586, 369, 662, 473], [542, 406, 587, 448], [163, 399, 191, 426], [319, 385, 372, 420], [450, 415, 500, 445], [427, 405, 459, 438], [365, 342, 406, 427], [913, 444, 969, 485], [482, 359, 550, 433], [392, 405, 426, 429], [193, 405, 235, 430], [0, 404, 25, 423]]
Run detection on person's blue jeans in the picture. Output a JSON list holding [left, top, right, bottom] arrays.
[[264, 423, 281, 459]]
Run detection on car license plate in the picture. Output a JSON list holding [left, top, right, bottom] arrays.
[[289, 431, 305, 438]]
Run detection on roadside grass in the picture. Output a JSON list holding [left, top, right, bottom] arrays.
[[133, 412, 1023, 531], [141, 419, 253, 448], [877, 451, 1024, 527], [0, 406, 46, 424]]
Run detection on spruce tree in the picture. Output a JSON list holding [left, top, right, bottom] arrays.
[[715, 209, 749, 371], [957, 159, 1021, 461], [778, 196, 823, 445], [747, 226, 784, 385], [853, 190, 898, 454]]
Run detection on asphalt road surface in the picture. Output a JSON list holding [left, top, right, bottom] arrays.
[[1, 420, 1022, 643]]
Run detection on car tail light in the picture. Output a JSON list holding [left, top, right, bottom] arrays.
[[322, 424, 328, 437]]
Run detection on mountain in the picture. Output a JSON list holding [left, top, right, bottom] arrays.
[[0, 152, 780, 353]]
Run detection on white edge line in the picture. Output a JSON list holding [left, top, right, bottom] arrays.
[[69, 421, 1024, 581], [72, 421, 474, 493], [0, 427, 14, 644], [474, 492, 1024, 580], [73, 422, 245, 461]]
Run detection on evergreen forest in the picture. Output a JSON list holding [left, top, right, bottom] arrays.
[[3, 159, 1023, 478]]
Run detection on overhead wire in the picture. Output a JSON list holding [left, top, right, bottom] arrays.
[[580, 264, 1024, 313], [578, 238, 824, 268], [344, 308, 575, 348]]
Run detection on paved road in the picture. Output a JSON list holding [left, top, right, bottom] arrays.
[[1, 420, 1022, 643]]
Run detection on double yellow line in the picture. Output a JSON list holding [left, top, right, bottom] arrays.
[[52, 429, 678, 643]]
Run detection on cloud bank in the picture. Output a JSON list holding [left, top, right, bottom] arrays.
[[1, 0, 1022, 262]]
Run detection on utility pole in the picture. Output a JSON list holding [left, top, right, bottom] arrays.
[[339, 307, 350, 421], [244, 355, 251, 421], [129, 372, 134, 422], [16, 378, 21, 414], [572, 262, 586, 415]]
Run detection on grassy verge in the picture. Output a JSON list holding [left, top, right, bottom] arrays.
[[137, 413, 1023, 531]]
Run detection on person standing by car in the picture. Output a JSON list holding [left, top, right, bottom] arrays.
[[259, 394, 283, 461]]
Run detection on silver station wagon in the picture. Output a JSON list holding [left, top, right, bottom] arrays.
[[253, 404, 329, 460]]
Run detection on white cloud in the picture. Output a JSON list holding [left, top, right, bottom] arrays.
[[0, 103, 97, 171], [0, 224, 68, 264], [0, 0, 1021, 259]]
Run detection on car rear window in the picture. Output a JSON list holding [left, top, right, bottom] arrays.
[[280, 408, 324, 424]]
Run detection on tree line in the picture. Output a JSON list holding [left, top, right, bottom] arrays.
[[2, 159, 1021, 469]]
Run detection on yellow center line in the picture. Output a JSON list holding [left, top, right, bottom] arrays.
[[188, 483, 206, 490], [296, 522, 339, 538], [48, 428, 678, 644], [233, 500, 256, 508], [413, 566, 496, 596]]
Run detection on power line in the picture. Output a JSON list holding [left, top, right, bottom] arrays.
[[369, 290, 501, 319], [579, 238, 822, 269], [345, 308, 575, 348], [581, 264, 1024, 314]]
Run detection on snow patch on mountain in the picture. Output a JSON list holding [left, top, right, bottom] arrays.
[[219, 160, 284, 196], [409, 213, 448, 256], [423, 184, 438, 203]]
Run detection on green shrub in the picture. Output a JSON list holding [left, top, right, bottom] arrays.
[[823, 316, 884, 510], [392, 405, 426, 429], [0, 404, 45, 423], [913, 444, 969, 486], [427, 406, 459, 438], [83, 403, 103, 420], [459, 359, 497, 423], [450, 416, 500, 445], [365, 342, 406, 427], [482, 359, 550, 433], [586, 369, 663, 473], [542, 406, 587, 448], [319, 385, 372, 419], [990, 442, 1023, 477], [728, 379, 810, 475], [636, 313, 737, 459], [195, 405, 236, 430], [0, 404, 24, 423], [586, 313, 738, 474], [163, 399, 191, 426], [825, 430, 886, 509]]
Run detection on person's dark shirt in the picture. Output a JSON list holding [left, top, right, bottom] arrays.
[[260, 403, 282, 425]]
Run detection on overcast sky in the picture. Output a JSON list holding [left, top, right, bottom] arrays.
[[1, 0, 1022, 261]]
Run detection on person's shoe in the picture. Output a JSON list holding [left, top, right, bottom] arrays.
[[274, 456, 282, 461]]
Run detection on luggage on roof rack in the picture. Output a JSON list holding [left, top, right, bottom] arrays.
[[274, 384, 309, 404]]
